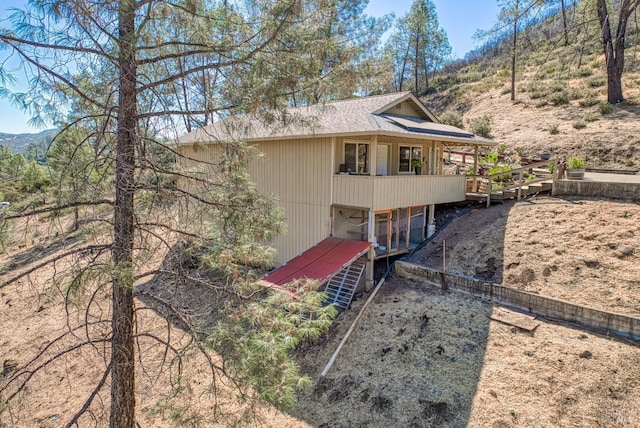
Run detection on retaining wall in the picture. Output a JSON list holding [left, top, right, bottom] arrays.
[[552, 179, 640, 202], [395, 261, 640, 342]]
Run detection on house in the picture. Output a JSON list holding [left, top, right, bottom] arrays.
[[177, 92, 493, 302]]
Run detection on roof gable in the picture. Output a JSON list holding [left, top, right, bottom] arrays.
[[372, 92, 438, 122]]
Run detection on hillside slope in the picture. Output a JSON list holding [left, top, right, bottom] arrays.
[[425, 45, 640, 170], [0, 129, 57, 153]]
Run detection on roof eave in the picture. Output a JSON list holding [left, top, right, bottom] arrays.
[[176, 129, 495, 147]]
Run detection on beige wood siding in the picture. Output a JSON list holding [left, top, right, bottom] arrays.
[[333, 175, 465, 211], [248, 138, 333, 263], [381, 100, 425, 118], [178, 139, 333, 265]]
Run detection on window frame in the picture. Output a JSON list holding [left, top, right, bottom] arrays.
[[399, 145, 422, 173], [343, 140, 370, 174]]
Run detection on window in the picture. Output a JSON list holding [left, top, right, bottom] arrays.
[[344, 142, 369, 174], [399, 145, 422, 173]]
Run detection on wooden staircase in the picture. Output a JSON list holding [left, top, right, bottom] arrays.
[[323, 259, 366, 310]]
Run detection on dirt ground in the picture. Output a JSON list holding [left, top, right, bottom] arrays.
[[292, 277, 640, 428], [406, 196, 640, 316], [2, 196, 640, 427]]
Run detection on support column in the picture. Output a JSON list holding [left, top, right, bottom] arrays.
[[366, 210, 375, 290], [369, 135, 377, 176], [473, 145, 479, 192], [427, 204, 436, 238]]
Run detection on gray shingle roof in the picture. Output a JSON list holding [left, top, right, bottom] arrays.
[[177, 92, 493, 146]]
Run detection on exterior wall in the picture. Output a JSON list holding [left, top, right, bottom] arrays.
[[178, 138, 333, 265], [247, 137, 333, 264], [381, 100, 425, 118]]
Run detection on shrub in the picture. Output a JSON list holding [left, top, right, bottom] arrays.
[[573, 67, 593, 77], [530, 89, 548, 100], [587, 76, 606, 88], [572, 120, 587, 129], [568, 88, 586, 100], [567, 156, 585, 169], [599, 102, 613, 115], [468, 115, 492, 138], [535, 99, 549, 108], [488, 165, 513, 182], [548, 124, 560, 134], [550, 92, 570, 106], [549, 81, 566, 93], [583, 113, 599, 122], [438, 110, 464, 128], [579, 97, 599, 107]]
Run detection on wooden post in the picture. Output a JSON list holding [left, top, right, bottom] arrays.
[[366, 210, 375, 288], [427, 204, 435, 238], [369, 135, 377, 176], [422, 206, 427, 240], [407, 207, 412, 247], [319, 277, 387, 380], [486, 178, 491, 208], [441, 240, 448, 290]]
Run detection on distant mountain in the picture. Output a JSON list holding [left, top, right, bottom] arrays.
[[0, 129, 58, 154]]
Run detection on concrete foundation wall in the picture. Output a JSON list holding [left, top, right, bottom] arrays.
[[395, 261, 640, 342], [553, 179, 640, 202]]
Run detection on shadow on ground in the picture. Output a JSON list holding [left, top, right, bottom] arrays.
[[290, 275, 495, 428]]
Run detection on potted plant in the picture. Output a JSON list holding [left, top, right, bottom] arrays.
[[566, 156, 585, 180], [412, 159, 423, 175]]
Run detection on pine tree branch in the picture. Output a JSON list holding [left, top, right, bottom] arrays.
[[1, 200, 114, 221], [1, 244, 112, 289]]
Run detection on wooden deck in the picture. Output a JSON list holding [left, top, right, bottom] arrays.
[[465, 160, 555, 206]]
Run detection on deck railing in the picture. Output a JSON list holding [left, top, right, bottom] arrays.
[[466, 159, 556, 206], [333, 174, 466, 211]]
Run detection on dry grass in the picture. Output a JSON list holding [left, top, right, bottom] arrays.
[[429, 51, 640, 170], [409, 196, 640, 316], [292, 277, 640, 427]]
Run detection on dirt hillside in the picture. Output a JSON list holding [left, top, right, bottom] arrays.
[[292, 195, 640, 427]]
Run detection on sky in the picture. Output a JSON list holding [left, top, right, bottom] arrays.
[[0, 0, 498, 135]]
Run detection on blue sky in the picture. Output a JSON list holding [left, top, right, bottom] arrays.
[[0, 0, 498, 135]]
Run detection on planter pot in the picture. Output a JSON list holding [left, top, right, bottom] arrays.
[[566, 168, 585, 180], [414, 166, 422, 175], [540, 153, 551, 160]]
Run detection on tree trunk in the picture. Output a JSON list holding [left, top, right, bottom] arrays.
[[110, 0, 137, 427], [597, 0, 620, 103], [597, 0, 638, 104], [398, 44, 409, 92], [511, 1, 519, 101], [561, 0, 569, 46], [414, 33, 419, 95]]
